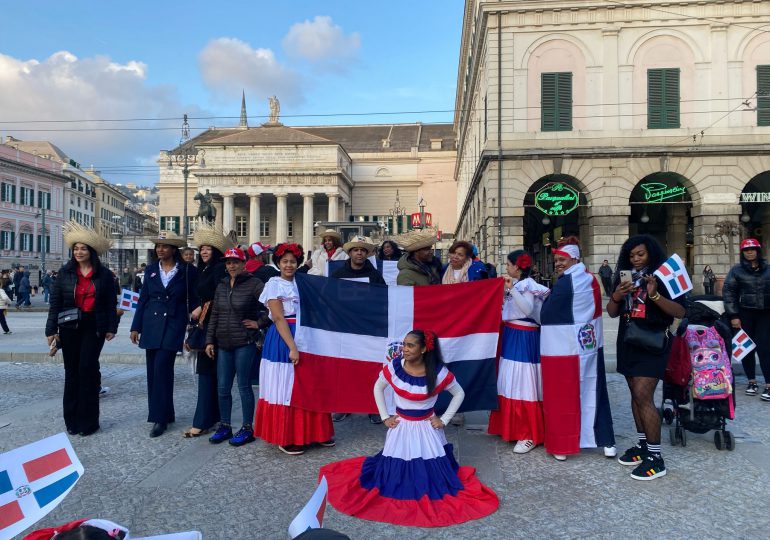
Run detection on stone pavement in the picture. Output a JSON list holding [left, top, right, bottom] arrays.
[[1, 359, 768, 539]]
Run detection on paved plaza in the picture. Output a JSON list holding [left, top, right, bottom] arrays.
[[0, 311, 769, 539]]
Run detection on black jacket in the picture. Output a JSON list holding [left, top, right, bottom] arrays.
[[206, 273, 268, 350], [330, 259, 386, 285], [722, 258, 770, 316], [45, 263, 119, 337]]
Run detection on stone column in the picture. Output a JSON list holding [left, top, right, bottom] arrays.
[[214, 200, 223, 230], [601, 27, 620, 131], [275, 193, 288, 243], [327, 193, 339, 222], [692, 203, 742, 294], [222, 195, 235, 234], [302, 193, 314, 251], [583, 205, 631, 272], [249, 194, 260, 244]]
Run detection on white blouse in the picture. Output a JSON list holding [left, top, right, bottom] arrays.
[[259, 276, 300, 319]]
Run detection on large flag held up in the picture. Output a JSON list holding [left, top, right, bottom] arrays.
[[292, 274, 503, 414]]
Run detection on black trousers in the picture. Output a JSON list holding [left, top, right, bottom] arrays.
[[60, 313, 105, 433], [739, 308, 770, 382], [0, 309, 9, 332], [192, 351, 220, 430], [601, 277, 613, 297], [146, 348, 177, 423]]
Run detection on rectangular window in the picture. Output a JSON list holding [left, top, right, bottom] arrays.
[[1, 182, 17, 203], [0, 231, 14, 250], [236, 216, 248, 237], [160, 216, 179, 234], [541, 72, 573, 132], [287, 218, 294, 238], [259, 216, 270, 238], [37, 191, 51, 209], [20, 187, 34, 206], [648, 68, 680, 129], [37, 234, 51, 253], [759, 65, 770, 127], [21, 233, 33, 251]]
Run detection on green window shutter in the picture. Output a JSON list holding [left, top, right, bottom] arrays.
[[648, 68, 680, 129], [11, 232, 15, 250], [758, 65, 770, 127], [174, 218, 180, 234], [160, 217, 166, 230], [0, 183, 5, 203], [542, 72, 573, 132], [11, 185, 16, 204]]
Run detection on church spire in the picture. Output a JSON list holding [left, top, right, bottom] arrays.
[[240, 90, 248, 128]]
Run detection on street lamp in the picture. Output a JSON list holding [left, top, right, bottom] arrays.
[[388, 190, 406, 234], [34, 207, 46, 275], [167, 114, 205, 238], [111, 215, 126, 279], [418, 197, 427, 230]]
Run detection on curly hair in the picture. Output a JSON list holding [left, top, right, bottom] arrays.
[[448, 240, 474, 258], [506, 250, 532, 278], [406, 329, 445, 394], [377, 240, 403, 261], [611, 234, 667, 289], [271, 243, 305, 266]]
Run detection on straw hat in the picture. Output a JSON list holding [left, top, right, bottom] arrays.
[[343, 235, 376, 256], [317, 229, 342, 243], [392, 228, 438, 253], [151, 230, 187, 248], [192, 222, 235, 254], [63, 221, 112, 256]]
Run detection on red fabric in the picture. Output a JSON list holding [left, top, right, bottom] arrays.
[[75, 269, 95, 312], [588, 273, 603, 319], [254, 399, 334, 446], [292, 353, 384, 413], [664, 336, 691, 386], [23, 448, 72, 482], [245, 259, 264, 273], [413, 279, 503, 337], [320, 457, 498, 527], [0, 500, 24, 530], [382, 364, 455, 401], [325, 248, 337, 259], [541, 355, 581, 455], [488, 395, 545, 444], [22, 519, 88, 540]]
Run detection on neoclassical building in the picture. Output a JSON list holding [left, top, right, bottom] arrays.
[[455, 0, 770, 288], [157, 109, 457, 252]]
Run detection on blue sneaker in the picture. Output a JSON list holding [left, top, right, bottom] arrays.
[[229, 425, 255, 447], [209, 424, 233, 444]]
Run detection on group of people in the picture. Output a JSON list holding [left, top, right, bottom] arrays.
[[43, 217, 769, 527]]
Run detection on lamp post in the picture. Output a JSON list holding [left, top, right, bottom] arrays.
[[35, 207, 46, 275], [418, 197, 427, 230], [388, 190, 406, 235], [167, 114, 205, 238], [111, 215, 125, 280]]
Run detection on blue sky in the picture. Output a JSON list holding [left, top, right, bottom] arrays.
[[0, 1, 463, 184]]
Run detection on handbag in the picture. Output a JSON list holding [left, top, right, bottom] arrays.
[[624, 318, 669, 355], [58, 307, 81, 329], [186, 301, 210, 351]]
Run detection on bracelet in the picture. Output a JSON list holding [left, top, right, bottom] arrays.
[[649, 292, 661, 302]]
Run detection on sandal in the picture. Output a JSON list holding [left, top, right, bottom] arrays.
[[183, 427, 209, 438]]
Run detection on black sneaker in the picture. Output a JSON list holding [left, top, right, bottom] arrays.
[[761, 388, 770, 402], [279, 444, 305, 455], [630, 454, 667, 480], [746, 383, 759, 396], [368, 414, 383, 425], [332, 413, 350, 422], [617, 444, 647, 466]]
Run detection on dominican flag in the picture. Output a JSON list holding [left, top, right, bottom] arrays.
[[287, 476, 328, 539], [654, 254, 692, 299], [0, 433, 84, 540], [376, 259, 399, 286], [119, 289, 140, 312], [293, 274, 502, 414], [732, 329, 756, 362]]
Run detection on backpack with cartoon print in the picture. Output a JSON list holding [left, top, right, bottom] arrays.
[[686, 326, 732, 400]]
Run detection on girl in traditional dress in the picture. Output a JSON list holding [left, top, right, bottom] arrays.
[[488, 250, 550, 453], [320, 329, 498, 527], [254, 243, 335, 455]]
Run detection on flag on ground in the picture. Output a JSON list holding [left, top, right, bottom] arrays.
[[732, 329, 756, 362], [288, 476, 328, 539], [293, 274, 502, 414], [119, 289, 140, 312], [0, 433, 84, 540], [653, 254, 692, 299]]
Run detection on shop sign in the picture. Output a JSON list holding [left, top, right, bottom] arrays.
[[741, 192, 770, 203], [640, 182, 687, 202], [410, 212, 432, 227], [535, 183, 579, 216]]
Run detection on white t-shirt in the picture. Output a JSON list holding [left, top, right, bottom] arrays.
[[259, 276, 300, 319]]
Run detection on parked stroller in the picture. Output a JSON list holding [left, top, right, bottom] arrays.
[[660, 295, 736, 451]]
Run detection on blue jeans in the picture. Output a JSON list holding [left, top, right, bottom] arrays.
[[44, 287, 50, 303], [217, 343, 256, 426]]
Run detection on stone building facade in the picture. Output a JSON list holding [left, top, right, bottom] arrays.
[[454, 0, 770, 289]]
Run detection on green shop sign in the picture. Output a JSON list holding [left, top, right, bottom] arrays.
[[640, 182, 687, 203], [535, 182, 579, 216]]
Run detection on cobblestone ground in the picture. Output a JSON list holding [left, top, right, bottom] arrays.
[[1, 361, 768, 540]]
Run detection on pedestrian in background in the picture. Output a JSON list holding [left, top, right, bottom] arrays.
[[0, 282, 11, 334], [181, 247, 197, 266], [42, 271, 53, 303], [722, 238, 770, 400], [702, 265, 716, 295], [16, 268, 31, 309], [598, 259, 613, 297], [45, 222, 118, 437], [130, 231, 199, 438]]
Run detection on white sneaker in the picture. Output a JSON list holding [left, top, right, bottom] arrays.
[[553, 454, 567, 461], [99, 386, 111, 397], [603, 445, 617, 458], [513, 440, 536, 454]]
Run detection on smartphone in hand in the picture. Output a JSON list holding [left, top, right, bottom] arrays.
[[619, 270, 633, 284]]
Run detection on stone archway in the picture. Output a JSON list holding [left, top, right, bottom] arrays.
[[740, 171, 770, 259]]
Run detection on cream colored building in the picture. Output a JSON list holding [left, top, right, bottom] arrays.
[[157, 116, 457, 252], [455, 0, 770, 288]]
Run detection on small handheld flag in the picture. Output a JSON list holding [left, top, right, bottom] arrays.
[[120, 289, 140, 312], [732, 329, 756, 363], [288, 476, 328, 539], [653, 254, 693, 299]]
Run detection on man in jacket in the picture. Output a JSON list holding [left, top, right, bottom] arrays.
[[331, 236, 386, 285], [598, 259, 613, 297], [16, 269, 31, 309], [396, 231, 442, 286]]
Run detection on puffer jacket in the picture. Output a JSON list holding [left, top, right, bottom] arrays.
[[396, 253, 442, 286], [206, 272, 268, 350], [722, 258, 770, 316]]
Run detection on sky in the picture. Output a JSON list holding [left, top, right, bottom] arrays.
[[0, 1, 464, 185]]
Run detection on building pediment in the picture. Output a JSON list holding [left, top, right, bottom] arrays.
[[202, 126, 335, 146]]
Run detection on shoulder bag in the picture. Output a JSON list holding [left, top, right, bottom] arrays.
[[58, 307, 81, 329], [624, 318, 669, 355]]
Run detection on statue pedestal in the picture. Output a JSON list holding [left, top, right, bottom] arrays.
[[262, 121, 284, 127]]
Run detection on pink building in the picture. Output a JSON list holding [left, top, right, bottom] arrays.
[[0, 144, 67, 284]]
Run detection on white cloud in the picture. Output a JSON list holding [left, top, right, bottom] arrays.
[[198, 37, 302, 105], [282, 15, 360, 69], [0, 50, 203, 184]]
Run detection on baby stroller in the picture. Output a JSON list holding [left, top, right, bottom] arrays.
[[660, 295, 736, 451]]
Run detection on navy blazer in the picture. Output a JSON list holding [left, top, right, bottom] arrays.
[[131, 261, 199, 351]]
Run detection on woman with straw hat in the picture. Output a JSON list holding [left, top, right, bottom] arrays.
[[45, 221, 118, 437], [130, 231, 199, 438], [308, 229, 348, 277], [181, 224, 234, 438]]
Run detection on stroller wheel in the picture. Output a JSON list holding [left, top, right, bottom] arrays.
[[669, 426, 678, 446], [662, 408, 674, 425], [676, 426, 686, 447], [724, 431, 734, 451], [714, 430, 724, 450]]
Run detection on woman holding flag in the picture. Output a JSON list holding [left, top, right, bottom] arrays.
[[254, 242, 335, 455], [607, 235, 685, 480]]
